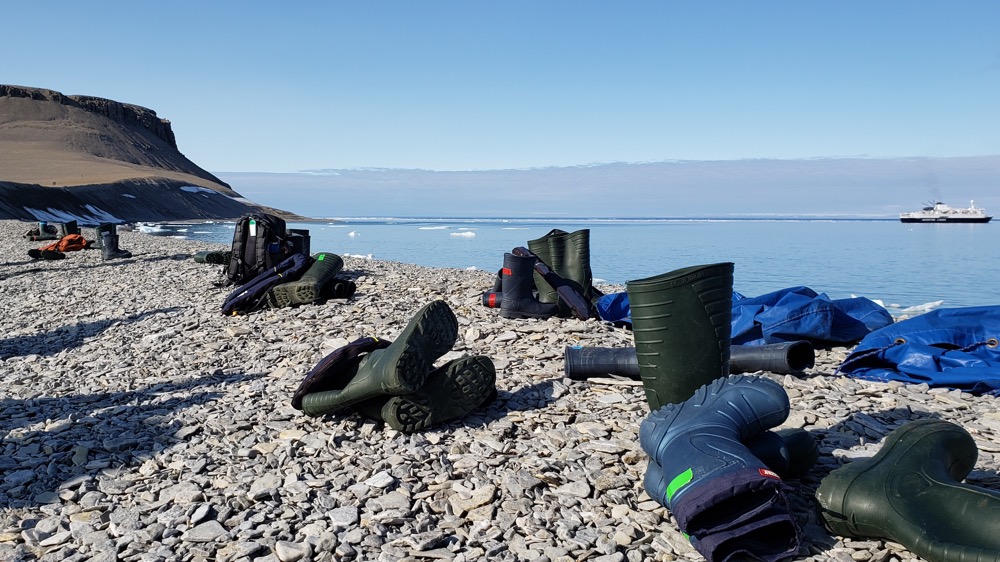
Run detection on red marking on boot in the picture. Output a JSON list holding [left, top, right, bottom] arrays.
[[759, 468, 782, 480], [488, 293, 497, 307], [501, 267, 512, 277]]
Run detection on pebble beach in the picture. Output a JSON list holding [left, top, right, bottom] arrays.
[[3, 219, 1000, 562]]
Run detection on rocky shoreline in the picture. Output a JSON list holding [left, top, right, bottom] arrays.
[[3, 219, 999, 562]]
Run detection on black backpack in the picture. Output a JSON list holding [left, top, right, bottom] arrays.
[[225, 213, 289, 285]]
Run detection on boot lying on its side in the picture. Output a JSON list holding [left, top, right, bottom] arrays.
[[816, 419, 1000, 562]]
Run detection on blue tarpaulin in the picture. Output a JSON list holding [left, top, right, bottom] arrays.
[[596, 286, 894, 347], [838, 306, 1000, 395]]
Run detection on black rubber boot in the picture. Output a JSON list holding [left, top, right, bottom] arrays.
[[627, 263, 734, 411], [94, 223, 116, 250], [816, 419, 1000, 562], [265, 252, 344, 308], [320, 277, 357, 300], [527, 229, 594, 315], [353, 355, 497, 433], [300, 300, 459, 416], [639, 374, 799, 562], [563, 342, 815, 380], [482, 291, 502, 308], [101, 233, 132, 260], [499, 252, 557, 319]]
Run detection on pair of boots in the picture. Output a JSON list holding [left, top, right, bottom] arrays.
[[628, 262, 804, 561], [487, 229, 598, 319], [265, 252, 355, 308], [640, 375, 803, 562], [94, 223, 131, 260], [816, 418, 1000, 562], [291, 300, 496, 433]]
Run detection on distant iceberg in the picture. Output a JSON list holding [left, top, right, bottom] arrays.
[[450, 231, 476, 238]]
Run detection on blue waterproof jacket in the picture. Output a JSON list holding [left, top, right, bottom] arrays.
[[596, 286, 893, 347], [838, 306, 1000, 395]]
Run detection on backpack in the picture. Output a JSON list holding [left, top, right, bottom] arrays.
[[225, 213, 289, 285]]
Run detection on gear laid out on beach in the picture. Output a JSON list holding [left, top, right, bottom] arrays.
[[816, 419, 1000, 562], [292, 300, 497, 433], [562, 340, 816, 379], [482, 229, 603, 320], [265, 252, 345, 309], [23, 220, 75, 241], [27, 232, 93, 260], [220, 252, 311, 315]]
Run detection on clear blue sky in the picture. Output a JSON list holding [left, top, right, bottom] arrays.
[[6, 1, 1000, 173]]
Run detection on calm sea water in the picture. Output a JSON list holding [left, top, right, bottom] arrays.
[[150, 218, 999, 314]]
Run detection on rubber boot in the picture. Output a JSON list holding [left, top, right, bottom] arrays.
[[482, 291, 502, 309], [730, 341, 815, 375], [265, 252, 344, 308], [816, 419, 1000, 562], [527, 229, 594, 315], [644, 427, 818, 498], [94, 223, 116, 250], [101, 233, 132, 260], [300, 300, 458, 416], [640, 374, 799, 562], [192, 250, 231, 264], [353, 355, 497, 433], [627, 262, 734, 411], [563, 342, 814, 380], [320, 277, 357, 300], [499, 252, 558, 319]]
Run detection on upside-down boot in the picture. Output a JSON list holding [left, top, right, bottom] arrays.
[[266, 252, 344, 308], [627, 262, 734, 411], [816, 419, 1000, 562], [499, 252, 558, 319], [101, 233, 132, 260], [640, 374, 800, 562], [353, 355, 497, 433], [527, 228, 595, 315], [299, 300, 458, 416]]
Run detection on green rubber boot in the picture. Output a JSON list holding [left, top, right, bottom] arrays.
[[353, 355, 497, 433], [816, 419, 1000, 562], [626, 262, 734, 411], [266, 252, 344, 308], [300, 300, 458, 416], [527, 229, 594, 314], [192, 250, 231, 264]]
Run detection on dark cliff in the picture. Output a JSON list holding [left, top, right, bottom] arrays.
[[0, 84, 301, 224]]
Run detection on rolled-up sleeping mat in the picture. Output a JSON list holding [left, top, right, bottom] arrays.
[[563, 341, 815, 380]]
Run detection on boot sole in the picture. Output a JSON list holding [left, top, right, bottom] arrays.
[[381, 356, 496, 433], [385, 300, 459, 393], [268, 281, 322, 307]]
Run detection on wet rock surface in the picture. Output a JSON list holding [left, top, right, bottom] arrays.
[[2, 220, 999, 562]]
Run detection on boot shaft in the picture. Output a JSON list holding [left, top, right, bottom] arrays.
[[527, 229, 593, 310], [627, 262, 734, 410]]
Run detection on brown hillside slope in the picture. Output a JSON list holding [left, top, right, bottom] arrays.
[[0, 85, 298, 224]]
